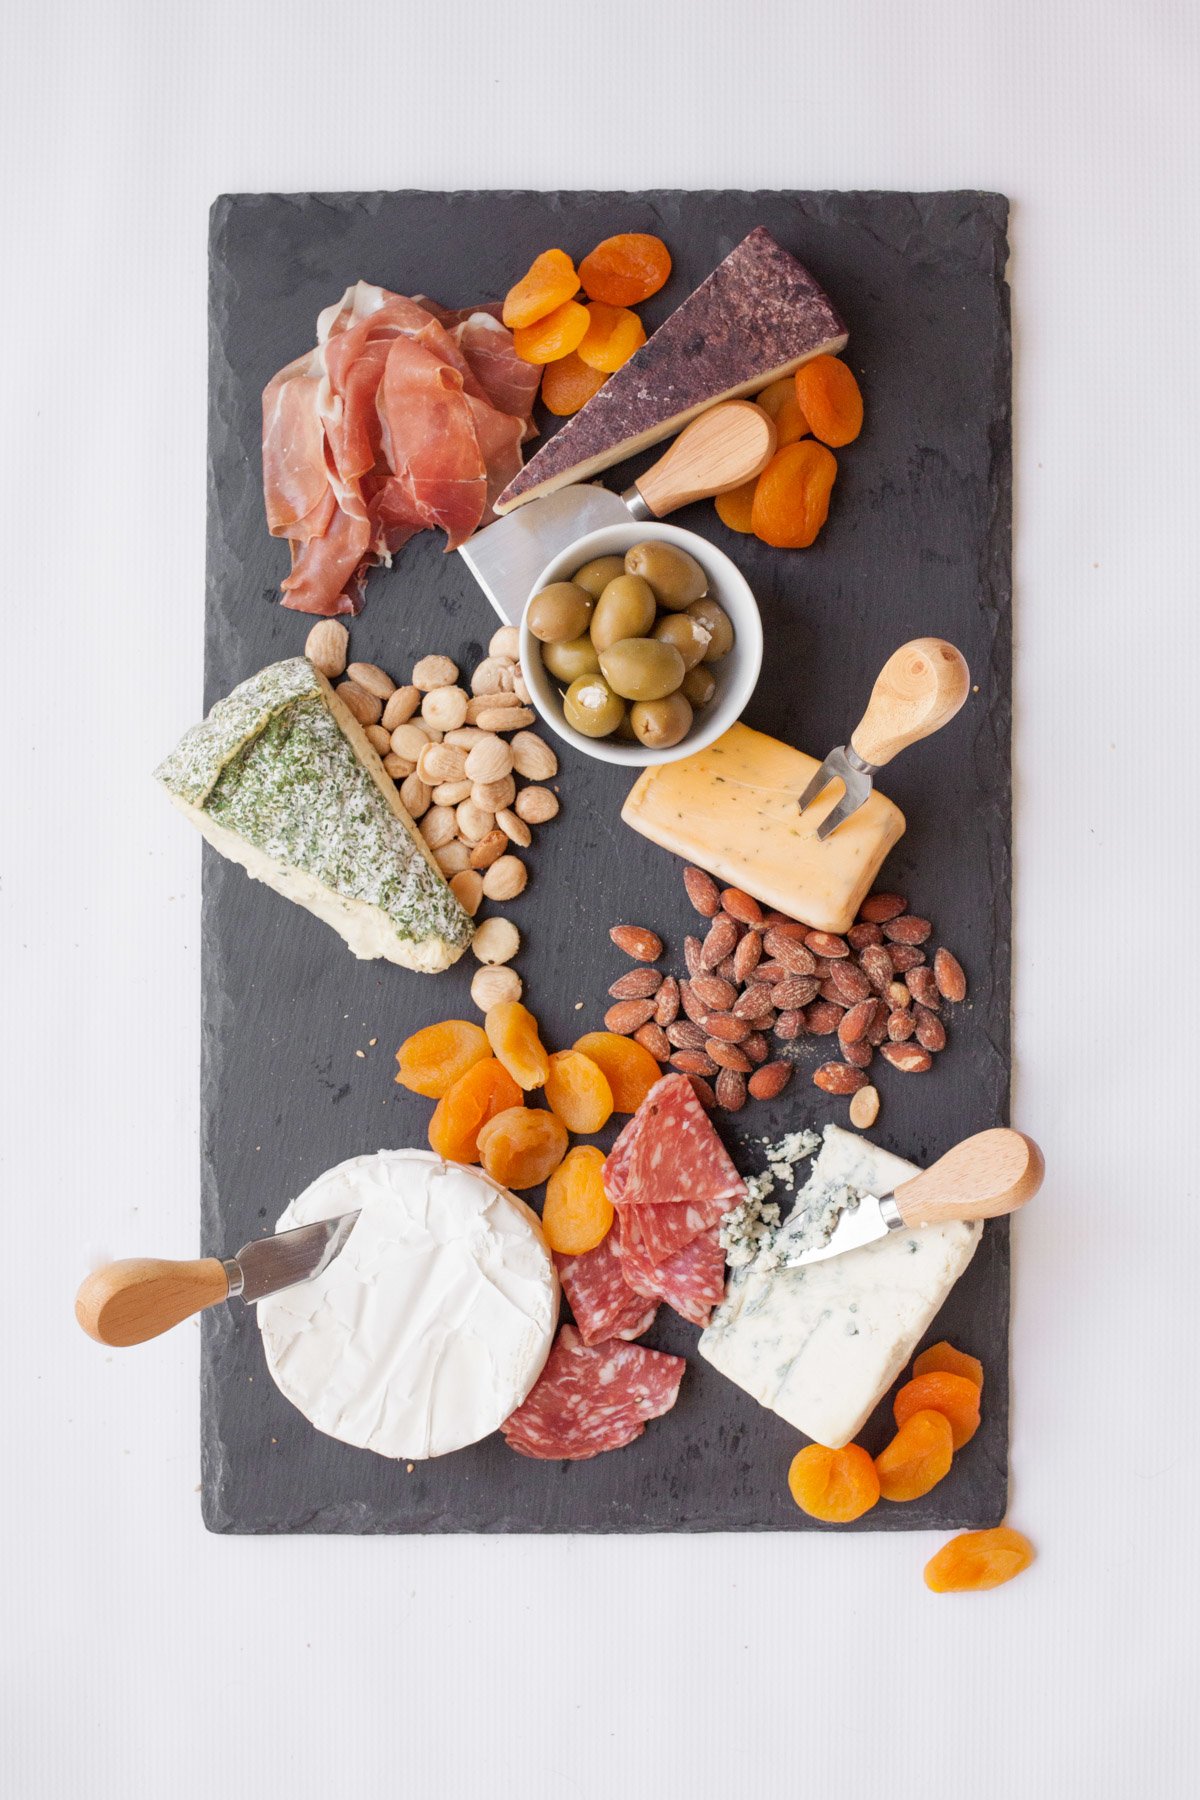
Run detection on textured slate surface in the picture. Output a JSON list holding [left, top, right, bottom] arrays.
[[202, 189, 1011, 1534]]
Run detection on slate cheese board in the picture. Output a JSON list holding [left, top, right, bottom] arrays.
[[202, 188, 1011, 1533]]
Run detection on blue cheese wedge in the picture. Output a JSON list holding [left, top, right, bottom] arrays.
[[699, 1125, 980, 1448], [155, 658, 473, 971]]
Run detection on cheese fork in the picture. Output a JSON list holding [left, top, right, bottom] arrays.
[[796, 638, 971, 839], [74, 1210, 361, 1347], [779, 1129, 1043, 1269]]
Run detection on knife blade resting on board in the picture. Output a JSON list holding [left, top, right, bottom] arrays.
[[74, 1211, 361, 1347], [458, 400, 776, 624]]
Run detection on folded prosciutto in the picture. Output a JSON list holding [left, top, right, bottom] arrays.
[[261, 282, 538, 616]]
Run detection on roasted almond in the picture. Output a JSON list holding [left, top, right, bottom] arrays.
[[666, 1019, 707, 1050], [804, 930, 849, 959], [859, 892, 907, 923], [691, 973, 738, 1011], [683, 865, 721, 917], [842, 1037, 874, 1069], [753, 960, 788, 983], [860, 944, 895, 996], [883, 914, 932, 946], [610, 924, 663, 962], [634, 1022, 671, 1061], [887, 944, 927, 973], [680, 981, 709, 1026], [742, 1031, 769, 1065], [805, 1000, 845, 1035], [468, 828, 509, 870], [773, 1009, 805, 1041], [714, 1068, 747, 1111], [686, 1074, 718, 1110], [913, 1005, 947, 1052], [733, 984, 777, 1021], [654, 976, 681, 1026], [721, 887, 763, 926], [830, 960, 873, 1005], [683, 935, 703, 976], [888, 1009, 916, 1042], [762, 920, 808, 944], [700, 916, 738, 969], [771, 976, 819, 1010], [704, 1012, 751, 1044], [866, 1000, 890, 1046], [764, 936, 818, 976], [605, 998, 657, 1035], [838, 999, 878, 1046], [421, 686, 469, 732], [304, 618, 349, 679], [509, 730, 558, 781], [706, 1038, 752, 1073], [934, 948, 968, 1003], [906, 966, 942, 1011], [495, 807, 531, 848], [748, 1061, 793, 1100], [880, 1042, 933, 1073], [731, 932, 761, 985], [887, 981, 912, 1009], [609, 968, 663, 1000], [813, 1062, 868, 1095], [847, 921, 885, 951], [671, 1049, 719, 1077], [336, 679, 383, 726]]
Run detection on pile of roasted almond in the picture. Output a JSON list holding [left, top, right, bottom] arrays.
[[305, 619, 560, 1013], [602, 866, 967, 1126]]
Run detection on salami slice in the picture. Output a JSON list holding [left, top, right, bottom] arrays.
[[619, 1187, 730, 1265], [501, 1326, 685, 1461], [618, 1223, 728, 1327], [603, 1073, 745, 1213], [555, 1234, 658, 1347]]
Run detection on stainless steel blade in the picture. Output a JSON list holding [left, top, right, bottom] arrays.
[[230, 1210, 361, 1304], [794, 743, 876, 839], [778, 1191, 903, 1268], [457, 485, 639, 624]]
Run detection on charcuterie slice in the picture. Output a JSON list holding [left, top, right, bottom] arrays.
[[618, 1223, 727, 1328], [501, 1326, 685, 1461], [618, 1191, 731, 1266], [602, 1073, 745, 1212], [555, 1236, 658, 1347]]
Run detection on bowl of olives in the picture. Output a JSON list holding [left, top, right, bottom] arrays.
[[520, 523, 762, 765]]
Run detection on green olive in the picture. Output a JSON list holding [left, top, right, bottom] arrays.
[[631, 693, 694, 749], [598, 637, 686, 702], [624, 540, 708, 610], [541, 634, 601, 683], [681, 664, 717, 708], [590, 574, 657, 652], [652, 612, 711, 671], [572, 555, 626, 600], [563, 673, 626, 738], [686, 596, 735, 662], [527, 581, 594, 644]]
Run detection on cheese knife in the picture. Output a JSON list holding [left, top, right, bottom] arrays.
[[74, 1210, 361, 1347], [459, 400, 776, 624], [778, 1129, 1043, 1269], [795, 638, 972, 838]]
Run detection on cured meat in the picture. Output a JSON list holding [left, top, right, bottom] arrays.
[[602, 1073, 746, 1213], [261, 284, 533, 616], [501, 1325, 685, 1461], [619, 1190, 730, 1267], [555, 1235, 657, 1347], [618, 1223, 727, 1328]]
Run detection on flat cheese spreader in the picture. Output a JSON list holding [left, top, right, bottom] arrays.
[[622, 639, 970, 934]]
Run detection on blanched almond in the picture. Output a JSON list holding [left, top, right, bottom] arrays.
[[472, 916, 521, 964], [305, 619, 349, 679], [514, 786, 558, 824], [346, 661, 395, 700], [419, 805, 458, 850], [398, 774, 431, 819], [412, 655, 459, 691], [482, 855, 527, 901], [383, 752, 415, 779], [466, 691, 523, 724], [390, 721, 432, 762], [472, 776, 516, 813], [470, 656, 514, 695], [468, 829, 508, 870], [456, 799, 495, 843], [510, 731, 557, 780], [364, 724, 392, 756], [450, 869, 483, 916], [434, 840, 470, 875], [849, 1085, 880, 1129], [431, 780, 473, 807], [417, 741, 467, 785], [421, 685, 469, 732], [475, 705, 535, 732], [464, 735, 514, 783], [489, 625, 521, 661], [496, 807, 531, 848], [382, 686, 421, 730], [471, 964, 522, 1011]]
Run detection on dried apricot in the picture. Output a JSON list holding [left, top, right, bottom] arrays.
[[541, 1145, 613, 1254], [874, 1408, 954, 1502], [579, 233, 671, 307], [893, 1371, 981, 1449], [502, 248, 579, 330], [478, 1106, 569, 1191], [572, 1031, 662, 1113], [924, 1526, 1035, 1593], [787, 1443, 880, 1523], [576, 302, 647, 374], [774, 395, 811, 447], [395, 1019, 490, 1098], [794, 354, 863, 447], [754, 376, 797, 420], [913, 1341, 984, 1393], [428, 1058, 522, 1163], [544, 1049, 614, 1134], [485, 1000, 551, 1090], [540, 352, 606, 417], [714, 477, 758, 534], [751, 441, 838, 549], [513, 300, 591, 366]]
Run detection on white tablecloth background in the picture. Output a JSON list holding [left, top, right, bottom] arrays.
[[4, 3, 1196, 1794]]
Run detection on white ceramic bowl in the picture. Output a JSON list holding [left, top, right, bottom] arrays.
[[520, 521, 763, 767]]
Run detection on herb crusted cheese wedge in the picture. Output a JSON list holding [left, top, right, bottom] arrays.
[[156, 659, 473, 972]]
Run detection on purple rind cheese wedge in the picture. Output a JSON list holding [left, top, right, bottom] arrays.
[[495, 227, 848, 513]]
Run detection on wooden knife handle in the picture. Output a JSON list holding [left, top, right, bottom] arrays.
[[75, 1257, 231, 1347], [848, 638, 971, 767], [893, 1130, 1044, 1228], [633, 401, 777, 517]]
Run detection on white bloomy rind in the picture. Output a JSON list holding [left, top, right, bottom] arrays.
[[699, 1125, 980, 1448], [258, 1150, 558, 1460]]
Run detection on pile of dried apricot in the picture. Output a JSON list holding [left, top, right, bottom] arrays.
[[395, 1002, 661, 1254], [785, 1338, 1031, 1590], [503, 234, 671, 415], [714, 353, 864, 551]]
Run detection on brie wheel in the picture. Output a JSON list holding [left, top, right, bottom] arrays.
[[258, 1150, 558, 1459]]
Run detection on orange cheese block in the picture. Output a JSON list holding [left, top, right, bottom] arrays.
[[621, 722, 904, 935]]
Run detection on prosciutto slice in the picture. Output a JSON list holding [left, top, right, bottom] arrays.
[[261, 283, 534, 616]]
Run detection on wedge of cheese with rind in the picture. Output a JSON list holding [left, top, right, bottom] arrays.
[[699, 1125, 980, 1448], [156, 658, 473, 971], [495, 228, 847, 511]]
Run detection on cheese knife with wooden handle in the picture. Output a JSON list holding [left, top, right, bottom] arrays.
[[778, 1129, 1043, 1269], [74, 1210, 361, 1347]]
